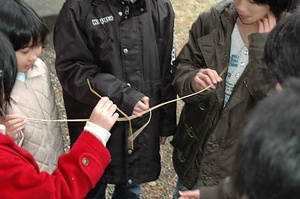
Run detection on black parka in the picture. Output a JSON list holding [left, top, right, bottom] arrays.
[[54, 0, 176, 185]]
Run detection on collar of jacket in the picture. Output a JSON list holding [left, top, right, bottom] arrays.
[[112, 0, 147, 17], [26, 58, 45, 79]]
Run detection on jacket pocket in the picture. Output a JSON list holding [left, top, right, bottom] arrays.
[[171, 121, 199, 163]]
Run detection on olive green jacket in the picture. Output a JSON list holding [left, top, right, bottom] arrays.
[[172, 0, 274, 198]]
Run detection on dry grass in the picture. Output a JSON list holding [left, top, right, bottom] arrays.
[[173, 1, 217, 52], [41, 0, 219, 198]]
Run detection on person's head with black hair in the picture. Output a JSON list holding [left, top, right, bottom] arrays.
[[0, 0, 48, 51], [0, 0, 48, 73], [233, 77, 300, 199], [251, 0, 293, 20], [264, 11, 300, 85], [0, 32, 18, 111], [289, 0, 300, 13]]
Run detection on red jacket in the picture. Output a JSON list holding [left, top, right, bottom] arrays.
[[0, 131, 110, 199]]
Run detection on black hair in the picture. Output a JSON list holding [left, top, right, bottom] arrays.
[[0, 32, 18, 108], [264, 11, 300, 84], [233, 78, 300, 199], [0, 0, 48, 51], [254, 0, 293, 20], [289, 0, 300, 12]]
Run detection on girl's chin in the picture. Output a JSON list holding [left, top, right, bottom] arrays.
[[18, 69, 30, 73], [19, 66, 33, 72]]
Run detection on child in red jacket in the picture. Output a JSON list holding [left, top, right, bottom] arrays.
[[0, 32, 118, 199]]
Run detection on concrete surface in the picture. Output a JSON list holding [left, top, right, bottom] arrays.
[[24, 0, 65, 45]]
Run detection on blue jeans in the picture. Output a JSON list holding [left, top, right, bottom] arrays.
[[173, 178, 199, 199], [85, 182, 140, 199]]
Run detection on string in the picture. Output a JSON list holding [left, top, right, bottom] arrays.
[[86, 79, 135, 149], [20, 66, 228, 146]]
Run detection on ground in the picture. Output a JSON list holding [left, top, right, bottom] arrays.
[[41, 0, 218, 198]]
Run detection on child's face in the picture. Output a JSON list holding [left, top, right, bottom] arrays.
[[15, 40, 42, 72], [234, 0, 271, 25]]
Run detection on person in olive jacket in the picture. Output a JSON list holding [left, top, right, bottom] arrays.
[[0, 32, 118, 199], [171, 0, 293, 198], [179, 78, 300, 199], [54, 0, 177, 198]]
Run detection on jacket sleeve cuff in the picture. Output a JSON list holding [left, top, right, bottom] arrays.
[[84, 121, 111, 146], [121, 86, 145, 115]]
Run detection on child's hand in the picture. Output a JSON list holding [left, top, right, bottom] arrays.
[[178, 189, 200, 199], [132, 96, 149, 117], [258, 11, 276, 33], [89, 97, 119, 131], [0, 114, 25, 139], [193, 68, 222, 91]]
